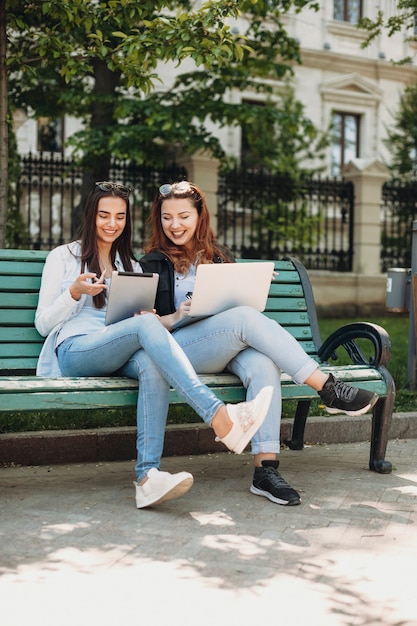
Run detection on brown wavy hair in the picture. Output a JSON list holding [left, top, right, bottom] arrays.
[[145, 181, 231, 274], [72, 184, 137, 308]]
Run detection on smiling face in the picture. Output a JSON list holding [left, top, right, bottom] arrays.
[[160, 197, 199, 250], [95, 196, 127, 246]]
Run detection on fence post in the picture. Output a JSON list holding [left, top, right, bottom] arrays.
[[408, 220, 417, 390], [342, 158, 390, 275]]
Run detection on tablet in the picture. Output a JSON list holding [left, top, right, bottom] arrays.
[[171, 261, 274, 330], [105, 271, 159, 326]]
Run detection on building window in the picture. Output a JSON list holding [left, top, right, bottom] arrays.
[[330, 112, 360, 176], [333, 0, 362, 24], [37, 117, 64, 153]]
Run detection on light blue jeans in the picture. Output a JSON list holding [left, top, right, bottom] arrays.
[[56, 313, 223, 481], [173, 306, 319, 455]]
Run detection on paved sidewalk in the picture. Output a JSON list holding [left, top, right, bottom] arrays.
[[1, 438, 416, 626]]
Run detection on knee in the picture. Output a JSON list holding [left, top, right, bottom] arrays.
[[129, 351, 166, 384], [227, 305, 265, 331], [233, 350, 280, 387]]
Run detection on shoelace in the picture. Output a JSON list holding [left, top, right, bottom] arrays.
[[331, 379, 356, 401], [263, 468, 291, 488]]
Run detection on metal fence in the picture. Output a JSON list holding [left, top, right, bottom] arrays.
[[217, 168, 354, 271], [13, 153, 417, 273], [381, 178, 417, 272], [15, 152, 187, 251]]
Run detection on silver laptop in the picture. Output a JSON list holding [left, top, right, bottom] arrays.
[[171, 261, 274, 330], [105, 271, 159, 325]]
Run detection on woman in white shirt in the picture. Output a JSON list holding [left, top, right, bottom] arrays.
[[35, 181, 272, 509]]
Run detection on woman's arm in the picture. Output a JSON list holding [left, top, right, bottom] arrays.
[[35, 246, 86, 337]]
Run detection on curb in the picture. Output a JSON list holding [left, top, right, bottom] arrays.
[[1, 412, 417, 467]]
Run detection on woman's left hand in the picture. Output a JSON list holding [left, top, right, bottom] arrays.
[[134, 309, 160, 318]]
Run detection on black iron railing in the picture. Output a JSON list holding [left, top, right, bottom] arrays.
[[381, 178, 417, 271], [217, 168, 354, 271], [14, 153, 187, 251], [14, 154, 417, 274]]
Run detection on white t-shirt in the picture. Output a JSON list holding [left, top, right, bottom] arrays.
[[174, 264, 197, 310]]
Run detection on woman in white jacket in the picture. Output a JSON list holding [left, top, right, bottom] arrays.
[[35, 181, 272, 509]]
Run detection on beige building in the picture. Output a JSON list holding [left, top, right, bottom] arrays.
[[214, 1, 417, 176]]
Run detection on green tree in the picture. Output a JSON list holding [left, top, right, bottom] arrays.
[[358, 2, 417, 179], [3, 0, 321, 240], [0, 0, 7, 247], [385, 84, 417, 179], [358, 1, 417, 62]]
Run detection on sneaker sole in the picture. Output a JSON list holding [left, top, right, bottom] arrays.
[[233, 386, 274, 454], [325, 393, 378, 417], [135, 475, 194, 509], [250, 484, 301, 506]]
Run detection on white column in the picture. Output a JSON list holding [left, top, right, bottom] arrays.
[[177, 152, 219, 229], [343, 158, 390, 275]]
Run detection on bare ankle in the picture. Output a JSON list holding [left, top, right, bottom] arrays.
[[211, 406, 232, 438], [254, 453, 277, 467]]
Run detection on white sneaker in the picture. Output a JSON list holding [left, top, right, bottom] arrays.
[[215, 385, 273, 454], [134, 468, 194, 508]]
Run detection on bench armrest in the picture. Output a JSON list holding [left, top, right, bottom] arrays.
[[317, 322, 392, 369]]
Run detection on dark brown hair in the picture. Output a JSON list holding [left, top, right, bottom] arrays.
[[72, 184, 137, 308], [145, 181, 231, 274]]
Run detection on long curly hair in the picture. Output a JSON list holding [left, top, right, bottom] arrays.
[[72, 184, 137, 308], [145, 181, 231, 274]]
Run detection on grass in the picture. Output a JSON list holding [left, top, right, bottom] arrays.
[[318, 314, 411, 392], [278, 313, 415, 419], [1, 314, 415, 432], [307, 313, 416, 415]]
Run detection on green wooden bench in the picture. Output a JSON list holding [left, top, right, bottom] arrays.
[[0, 248, 395, 473]]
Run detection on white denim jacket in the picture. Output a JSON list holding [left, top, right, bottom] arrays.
[[35, 241, 142, 377]]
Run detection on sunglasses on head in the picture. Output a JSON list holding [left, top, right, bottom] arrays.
[[159, 181, 192, 197], [95, 181, 131, 197]]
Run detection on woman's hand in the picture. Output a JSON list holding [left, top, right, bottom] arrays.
[[176, 299, 192, 321], [135, 309, 160, 318], [69, 271, 107, 301], [159, 299, 192, 331]]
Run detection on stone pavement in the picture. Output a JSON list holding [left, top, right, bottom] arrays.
[[1, 438, 417, 626]]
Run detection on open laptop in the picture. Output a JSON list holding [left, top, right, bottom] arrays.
[[171, 261, 274, 330], [105, 271, 159, 325]]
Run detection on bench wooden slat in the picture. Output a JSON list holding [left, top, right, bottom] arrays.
[[265, 297, 308, 312], [0, 366, 387, 392], [0, 293, 40, 308], [0, 311, 37, 325], [0, 367, 389, 411], [0, 357, 40, 370], [0, 328, 42, 341], [0, 249, 49, 261], [0, 275, 42, 291], [0, 259, 46, 276], [0, 343, 43, 357]]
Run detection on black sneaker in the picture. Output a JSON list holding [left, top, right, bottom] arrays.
[[318, 373, 378, 417], [250, 460, 301, 506]]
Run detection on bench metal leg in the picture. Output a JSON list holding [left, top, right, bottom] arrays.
[[284, 400, 311, 450], [369, 367, 395, 474]]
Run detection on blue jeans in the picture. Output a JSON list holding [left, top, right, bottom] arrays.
[[56, 314, 223, 481], [172, 306, 319, 455]]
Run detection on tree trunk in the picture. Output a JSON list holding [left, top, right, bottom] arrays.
[[0, 0, 8, 248], [72, 60, 121, 234]]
